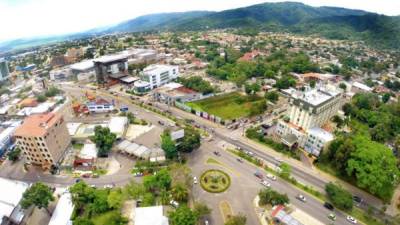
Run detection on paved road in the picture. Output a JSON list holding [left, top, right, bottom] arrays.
[[190, 140, 350, 225]]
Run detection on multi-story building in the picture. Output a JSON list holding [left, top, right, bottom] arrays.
[[14, 113, 71, 170], [141, 64, 179, 90], [93, 54, 128, 84], [276, 84, 343, 156], [0, 59, 10, 81]]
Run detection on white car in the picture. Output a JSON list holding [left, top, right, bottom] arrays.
[[193, 176, 198, 184], [260, 180, 270, 187], [266, 174, 277, 181], [170, 200, 179, 208], [346, 216, 357, 224], [296, 194, 306, 202], [103, 184, 114, 189]]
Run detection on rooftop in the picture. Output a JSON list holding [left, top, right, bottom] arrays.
[[48, 191, 74, 225], [134, 206, 169, 225], [14, 113, 61, 137], [0, 178, 30, 222], [307, 127, 334, 141], [286, 84, 342, 107], [93, 54, 128, 64]]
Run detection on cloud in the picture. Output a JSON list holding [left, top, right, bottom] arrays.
[[0, 0, 399, 42]]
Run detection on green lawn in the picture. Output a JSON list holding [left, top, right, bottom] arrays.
[[186, 92, 264, 120]]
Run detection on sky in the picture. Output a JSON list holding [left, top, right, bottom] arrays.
[[0, 0, 399, 42]]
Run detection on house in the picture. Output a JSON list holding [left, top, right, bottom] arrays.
[[0, 178, 31, 225], [134, 206, 169, 225], [86, 98, 114, 113], [152, 82, 202, 105]]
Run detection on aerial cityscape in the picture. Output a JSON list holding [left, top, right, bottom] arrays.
[[0, 1, 400, 225]]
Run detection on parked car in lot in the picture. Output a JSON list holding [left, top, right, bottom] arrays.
[[266, 174, 277, 181], [254, 171, 263, 179], [296, 194, 306, 202], [346, 216, 357, 224], [324, 202, 334, 211], [170, 200, 179, 208], [260, 180, 270, 187], [213, 151, 221, 156]]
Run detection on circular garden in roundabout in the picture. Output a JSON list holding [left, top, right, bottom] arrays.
[[200, 169, 231, 193]]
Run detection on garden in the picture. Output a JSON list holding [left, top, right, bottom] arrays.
[[200, 169, 231, 193], [186, 92, 266, 120]]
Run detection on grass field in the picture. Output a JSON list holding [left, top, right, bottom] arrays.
[[186, 92, 265, 120]]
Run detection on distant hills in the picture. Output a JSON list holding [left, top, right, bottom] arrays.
[[1, 2, 400, 52]]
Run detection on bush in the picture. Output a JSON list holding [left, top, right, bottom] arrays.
[[259, 188, 289, 206], [325, 182, 353, 210]]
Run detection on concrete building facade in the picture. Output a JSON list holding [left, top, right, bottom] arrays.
[[14, 113, 71, 170], [0, 59, 10, 82], [141, 64, 179, 90]]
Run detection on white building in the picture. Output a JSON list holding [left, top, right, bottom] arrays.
[[141, 64, 179, 90], [86, 98, 114, 113], [134, 206, 169, 225], [48, 191, 74, 225], [276, 84, 344, 156], [108, 117, 128, 139], [0, 178, 30, 225]]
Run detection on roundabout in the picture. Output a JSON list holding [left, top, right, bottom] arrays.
[[200, 169, 231, 193]]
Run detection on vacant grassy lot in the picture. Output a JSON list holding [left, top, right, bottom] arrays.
[[186, 92, 264, 120]]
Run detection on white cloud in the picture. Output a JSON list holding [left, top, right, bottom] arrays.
[[0, 0, 399, 42]]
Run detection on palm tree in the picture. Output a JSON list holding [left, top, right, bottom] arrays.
[[171, 183, 188, 202]]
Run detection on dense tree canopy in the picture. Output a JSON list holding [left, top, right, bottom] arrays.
[[161, 130, 178, 159], [21, 182, 54, 213], [325, 182, 353, 210], [169, 206, 197, 225], [258, 188, 290, 206], [178, 76, 215, 94], [178, 127, 201, 153], [92, 126, 116, 157]]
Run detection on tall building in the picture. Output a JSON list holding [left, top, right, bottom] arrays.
[[14, 113, 71, 170], [276, 84, 343, 156], [0, 59, 10, 81], [141, 64, 179, 89], [93, 54, 128, 84]]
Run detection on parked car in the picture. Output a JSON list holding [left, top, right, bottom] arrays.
[[346, 216, 357, 224], [245, 151, 254, 157], [120, 106, 129, 112], [254, 171, 263, 179], [324, 202, 334, 211], [260, 180, 270, 188], [352, 195, 362, 204], [204, 220, 209, 225], [296, 194, 306, 202], [266, 174, 277, 181], [193, 176, 198, 184], [170, 200, 179, 208], [133, 172, 143, 177], [328, 213, 336, 221]]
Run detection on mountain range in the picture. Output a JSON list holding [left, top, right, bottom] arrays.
[[1, 1, 399, 52]]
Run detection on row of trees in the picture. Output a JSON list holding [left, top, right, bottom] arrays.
[[178, 76, 215, 94]]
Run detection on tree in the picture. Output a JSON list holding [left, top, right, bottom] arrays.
[[193, 202, 211, 219], [265, 91, 279, 103], [171, 183, 189, 202], [332, 115, 344, 128], [143, 168, 171, 191], [169, 206, 197, 225], [74, 217, 94, 225], [279, 163, 292, 180], [142, 192, 155, 207], [45, 86, 61, 97], [325, 182, 353, 210], [161, 130, 177, 159], [309, 80, 316, 88], [21, 182, 54, 215], [224, 214, 247, 225], [382, 93, 391, 103], [244, 83, 260, 95], [125, 181, 146, 199], [36, 94, 47, 103], [8, 147, 21, 162], [339, 83, 347, 91], [92, 126, 116, 157], [258, 188, 289, 206], [178, 127, 201, 153], [107, 189, 123, 209]]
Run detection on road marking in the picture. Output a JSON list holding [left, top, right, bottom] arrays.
[[219, 200, 233, 223]]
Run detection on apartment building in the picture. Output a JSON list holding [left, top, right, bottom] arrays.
[[0, 59, 10, 81], [276, 84, 343, 156], [14, 113, 71, 170], [141, 64, 179, 90]]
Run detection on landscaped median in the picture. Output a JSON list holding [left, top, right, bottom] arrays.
[[227, 148, 391, 225], [200, 169, 231, 193]]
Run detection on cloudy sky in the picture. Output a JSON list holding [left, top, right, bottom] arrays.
[[0, 0, 399, 42]]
